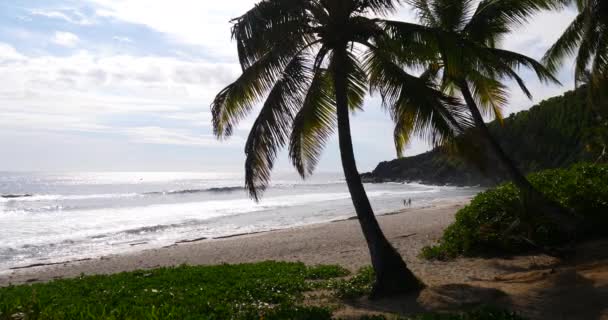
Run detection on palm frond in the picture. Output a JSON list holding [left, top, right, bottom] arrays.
[[485, 47, 561, 85], [405, 0, 439, 26], [588, 21, 608, 85], [380, 19, 437, 47], [574, 18, 601, 85], [244, 53, 311, 200], [344, 52, 368, 110], [429, 0, 475, 31], [542, 12, 586, 73], [467, 71, 509, 124], [357, 0, 401, 15], [232, 0, 311, 69], [288, 69, 337, 177], [211, 45, 302, 138], [364, 46, 471, 157], [465, 0, 566, 44]]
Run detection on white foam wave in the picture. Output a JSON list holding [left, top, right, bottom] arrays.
[[0, 193, 141, 203]]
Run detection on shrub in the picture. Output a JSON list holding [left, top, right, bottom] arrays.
[[421, 163, 608, 260]]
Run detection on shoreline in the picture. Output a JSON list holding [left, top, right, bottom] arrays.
[[3, 196, 608, 319], [0, 197, 472, 286]]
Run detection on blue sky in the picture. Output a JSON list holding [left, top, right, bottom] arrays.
[[0, 0, 578, 173]]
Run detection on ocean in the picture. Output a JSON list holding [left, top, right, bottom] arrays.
[[0, 172, 482, 273]]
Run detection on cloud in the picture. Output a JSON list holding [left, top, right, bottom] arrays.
[[87, 0, 256, 59], [0, 43, 244, 151], [0, 112, 110, 133], [0, 45, 239, 103], [112, 36, 133, 43], [0, 2, 585, 171], [0, 43, 25, 61], [30, 8, 96, 25], [52, 31, 80, 47], [125, 126, 240, 146]]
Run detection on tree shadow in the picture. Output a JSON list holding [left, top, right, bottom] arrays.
[[507, 268, 608, 320], [335, 284, 511, 319], [336, 262, 608, 319]]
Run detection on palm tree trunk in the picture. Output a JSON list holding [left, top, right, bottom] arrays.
[[332, 47, 423, 298], [458, 80, 578, 231]]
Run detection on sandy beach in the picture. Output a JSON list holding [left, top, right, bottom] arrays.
[[2, 197, 607, 319]]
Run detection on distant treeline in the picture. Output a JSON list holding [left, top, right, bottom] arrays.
[[363, 87, 607, 186]]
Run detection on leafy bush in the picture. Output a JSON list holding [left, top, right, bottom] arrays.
[[421, 163, 608, 260]]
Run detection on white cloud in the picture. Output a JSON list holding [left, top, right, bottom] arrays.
[[125, 126, 240, 146], [0, 43, 243, 150], [0, 43, 25, 61], [52, 31, 80, 47], [0, 46, 239, 105], [0, 112, 110, 133], [112, 36, 133, 43], [30, 9, 95, 25], [88, 0, 256, 58]]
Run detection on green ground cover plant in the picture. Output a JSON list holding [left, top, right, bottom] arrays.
[[0, 262, 523, 319]]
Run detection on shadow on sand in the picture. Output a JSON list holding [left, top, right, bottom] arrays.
[[335, 240, 608, 320]]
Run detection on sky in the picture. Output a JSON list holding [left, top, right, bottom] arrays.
[[0, 0, 578, 173]]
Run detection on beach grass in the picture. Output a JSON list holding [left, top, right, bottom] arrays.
[[0, 261, 524, 319]]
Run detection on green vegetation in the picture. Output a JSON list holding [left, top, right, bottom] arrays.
[[0, 262, 344, 320], [0, 262, 524, 320], [325, 266, 375, 299], [421, 163, 608, 260], [366, 87, 607, 186]]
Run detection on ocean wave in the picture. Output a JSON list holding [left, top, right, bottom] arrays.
[[144, 186, 245, 196], [0, 193, 140, 203], [0, 187, 247, 203], [1, 194, 33, 199], [0, 180, 440, 204]]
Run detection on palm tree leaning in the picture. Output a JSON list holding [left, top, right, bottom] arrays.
[[382, 0, 579, 230], [211, 0, 470, 297]]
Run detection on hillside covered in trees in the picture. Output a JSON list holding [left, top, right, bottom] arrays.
[[362, 88, 608, 186]]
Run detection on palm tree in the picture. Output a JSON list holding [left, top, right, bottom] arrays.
[[543, 0, 608, 160], [543, 0, 608, 88], [381, 0, 579, 230], [211, 0, 471, 297]]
